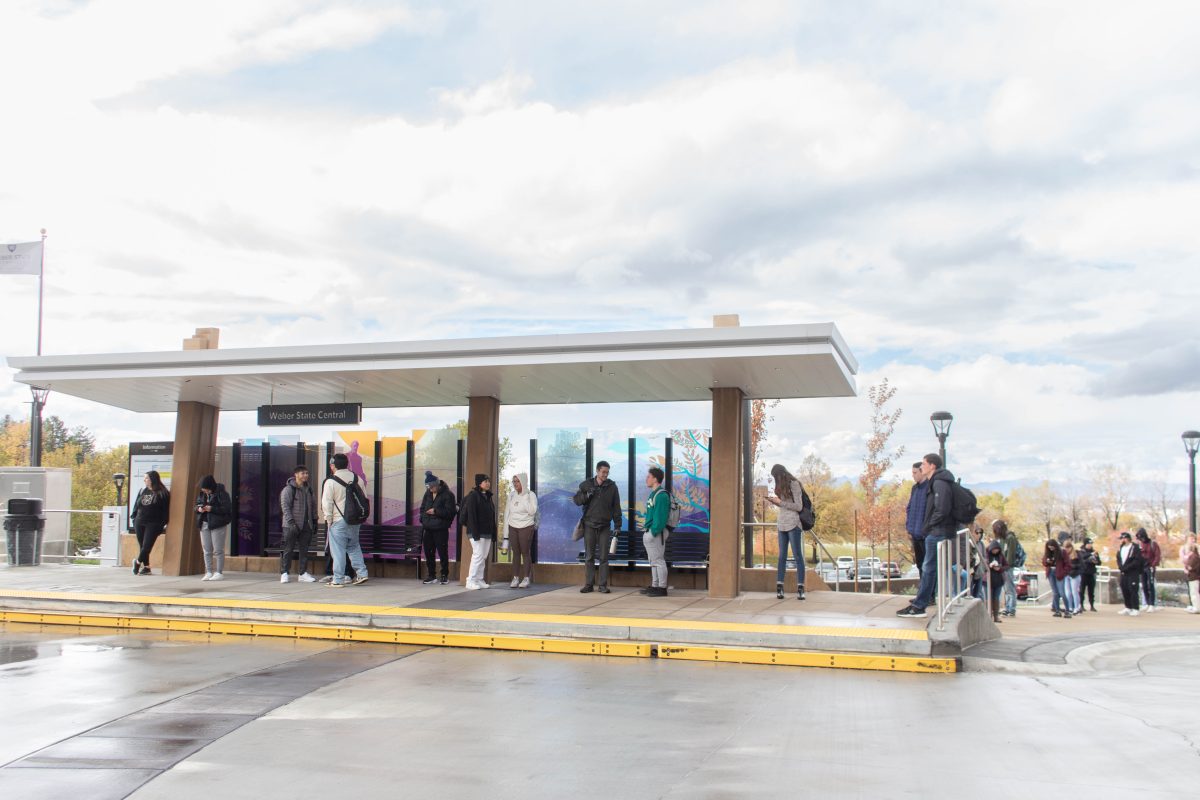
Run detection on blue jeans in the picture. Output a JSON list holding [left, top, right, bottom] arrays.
[[328, 518, 368, 585], [911, 533, 951, 611], [1065, 575, 1081, 613], [1049, 574, 1066, 613], [776, 528, 804, 587], [1003, 568, 1017, 615]]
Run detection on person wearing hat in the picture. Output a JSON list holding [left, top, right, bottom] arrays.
[[419, 470, 457, 585], [1116, 531, 1145, 616], [1078, 538, 1101, 612], [460, 474, 497, 590]]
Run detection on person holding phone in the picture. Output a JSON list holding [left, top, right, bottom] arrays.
[[766, 463, 809, 601]]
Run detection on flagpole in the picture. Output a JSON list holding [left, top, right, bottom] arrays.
[[30, 228, 48, 466], [37, 228, 46, 356]]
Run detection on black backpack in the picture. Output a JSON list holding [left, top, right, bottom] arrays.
[[951, 480, 980, 526], [330, 474, 371, 525], [798, 488, 816, 531]]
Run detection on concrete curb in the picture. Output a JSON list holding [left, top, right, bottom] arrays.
[[962, 634, 1200, 676]]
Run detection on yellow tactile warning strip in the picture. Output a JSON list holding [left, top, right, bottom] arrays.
[[0, 610, 958, 674], [0, 589, 928, 641]]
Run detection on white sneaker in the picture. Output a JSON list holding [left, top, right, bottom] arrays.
[[1146, 605, 1156, 613], [210, 573, 223, 581], [511, 577, 520, 588], [1129, 609, 1139, 616], [519, 577, 530, 588], [1118, 609, 1129, 615], [280, 573, 290, 583], [465, 582, 481, 591], [298, 573, 316, 583], [202, 573, 212, 581], [479, 581, 491, 589]]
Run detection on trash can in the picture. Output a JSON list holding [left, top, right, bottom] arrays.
[[4, 497, 46, 566]]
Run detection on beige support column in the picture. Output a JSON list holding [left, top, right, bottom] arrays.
[[161, 401, 219, 576], [460, 396, 500, 584], [709, 387, 745, 598]]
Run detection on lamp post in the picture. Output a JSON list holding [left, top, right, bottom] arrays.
[[1184, 431, 1200, 533], [930, 411, 953, 467], [29, 387, 49, 467], [113, 473, 126, 507]]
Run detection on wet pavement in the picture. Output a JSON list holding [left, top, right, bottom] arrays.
[[2, 622, 1199, 798]]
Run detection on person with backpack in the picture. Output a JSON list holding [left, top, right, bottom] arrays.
[[460, 474, 497, 590], [131, 470, 170, 575], [1136, 529, 1161, 612], [996, 520, 1023, 617], [897, 453, 964, 618], [767, 464, 813, 601], [639, 466, 672, 597], [504, 472, 538, 588], [194, 474, 232, 581], [321, 453, 369, 588], [419, 471, 456, 585], [279, 465, 318, 584], [1078, 538, 1101, 611]]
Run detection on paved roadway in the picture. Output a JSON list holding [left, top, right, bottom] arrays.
[[1, 622, 1198, 799]]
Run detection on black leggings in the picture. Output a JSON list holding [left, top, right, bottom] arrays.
[[1141, 567, 1157, 607], [134, 521, 163, 565], [423, 527, 449, 578], [1079, 573, 1096, 608]]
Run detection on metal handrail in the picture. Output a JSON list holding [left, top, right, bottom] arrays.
[[935, 528, 972, 631]]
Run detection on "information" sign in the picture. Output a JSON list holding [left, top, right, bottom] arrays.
[[257, 403, 363, 426]]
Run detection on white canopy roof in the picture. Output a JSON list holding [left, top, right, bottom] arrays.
[[7, 324, 858, 413]]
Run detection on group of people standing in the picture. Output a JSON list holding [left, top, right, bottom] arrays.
[[1039, 536, 1102, 617]]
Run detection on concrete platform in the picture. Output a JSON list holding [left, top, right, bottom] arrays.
[[0, 565, 952, 670]]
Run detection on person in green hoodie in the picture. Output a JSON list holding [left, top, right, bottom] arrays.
[[640, 466, 671, 597]]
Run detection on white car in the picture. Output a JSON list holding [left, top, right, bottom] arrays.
[[836, 556, 854, 571]]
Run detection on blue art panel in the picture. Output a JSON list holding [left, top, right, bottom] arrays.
[[670, 429, 711, 535], [592, 430, 629, 532], [535, 427, 586, 563], [634, 434, 667, 531]]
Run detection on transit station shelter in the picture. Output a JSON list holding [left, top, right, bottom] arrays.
[[8, 320, 858, 598]]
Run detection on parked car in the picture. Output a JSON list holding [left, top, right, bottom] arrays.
[[1016, 571, 1038, 600], [836, 556, 854, 572], [881, 561, 902, 578]]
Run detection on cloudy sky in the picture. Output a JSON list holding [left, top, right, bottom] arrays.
[[2, 0, 1199, 490]]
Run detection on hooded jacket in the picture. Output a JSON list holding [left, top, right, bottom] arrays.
[[905, 479, 930, 539], [419, 481, 457, 531], [194, 484, 233, 530], [921, 468, 958, 538], [280, 477, 316, 532], [574, 476, 623, 529], [460, 485, 497, 540], [132, 486, 170, 528], [504, 473, 539, 530]]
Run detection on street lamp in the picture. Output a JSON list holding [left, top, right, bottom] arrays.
[[930, 411, 953, 467], [1183, 431, 1200, 533], [29, 387, 50, 467], [113, 473, 126, 507]]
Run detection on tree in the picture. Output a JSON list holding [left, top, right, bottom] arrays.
[[797, 454, 833, 511], [1142, 474, 1181, 539], [1091, 464, 1132, 531], [447, 419, 514, 517], [857, 379, 905, 552]]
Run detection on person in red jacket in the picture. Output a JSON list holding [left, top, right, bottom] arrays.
[[1135, 529, 1161, 612], [1181, 533, 1200, 613]]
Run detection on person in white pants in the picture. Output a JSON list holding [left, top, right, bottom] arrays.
[[460, 474, 497, 590]]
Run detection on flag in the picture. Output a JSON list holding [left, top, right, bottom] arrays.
[[0, 241, 42, 275]]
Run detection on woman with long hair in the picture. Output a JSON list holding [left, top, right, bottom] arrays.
[[1042, 539, 1067, 618], [130, 470, 170, 575], [766, 464, 809, 601], [1062, 540, 1082, 615]]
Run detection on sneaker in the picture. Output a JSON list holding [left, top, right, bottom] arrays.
[[580, 585, 594, 593], [139, 566, 152, 575], [1053, 611, 1062, 617], [478, 581, 491, 589], [797, 587, 806, 601], [298, 573, 316, 583], [598, 586, 611, 594], [209, 573, 223, 581], [638, 587, 653, 595], [280, 573, 290, 584], [518, 578, 530, 588], [422, 576, 439, 585], [352, 575, 369, 586], [202, 573, 212, 581], [1146, 605, 1156, 613], [465, 582, 481, 591], [776, 584, 784, 600], [896, 605, 927, 618], [650, 587, 669, 597], [1129, 609, 1139, 616], [1118, 608, 1130, 615], [328, 580, 346, 588], [511, 577, 520, 588], [439, 575, 448, 585], [319, 575, 334, 584]]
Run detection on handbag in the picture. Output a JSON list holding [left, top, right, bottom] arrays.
[[571, 519, 585, 541]]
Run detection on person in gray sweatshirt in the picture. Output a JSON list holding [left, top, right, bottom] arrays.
[[280, 465, 318, 583]]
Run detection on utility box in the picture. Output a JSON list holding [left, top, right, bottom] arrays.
[[0, 467, 73, 563], [100, 506, 127, 565]]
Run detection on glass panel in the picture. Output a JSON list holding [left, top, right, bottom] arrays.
[[534, 427, 587, 563], [267, 445, 297, 546], [236, 446, 261, 556], [633, 434, 667, 532], [413, 428, 460, 560], [336, 431, 377, 517], [592, 431, 629, 532], [380, 437, 409, 525], [671, 429, 711, 535]]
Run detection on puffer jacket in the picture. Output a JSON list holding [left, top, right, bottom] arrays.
[[419, 482, 457, 530], [922, 469, 958, 538], [194, 485, 233, 530]]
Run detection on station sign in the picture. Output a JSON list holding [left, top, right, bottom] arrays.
[[257, 403, 363, 427]]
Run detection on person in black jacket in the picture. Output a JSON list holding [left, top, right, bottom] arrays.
[[131, 470, 170, 575], [195, 475, 232, 581], [1078, 539, 1101, 611], [897, 453, 957, 617], [1116, 531, 1145, 615], [419, 471, 457, 585], [573, 460, 624, 594], [460, 474, 497, 590]]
